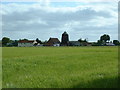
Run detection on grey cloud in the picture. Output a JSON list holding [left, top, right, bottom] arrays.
[[2, 7, 113, 32], [2, 4, 117, 41], [2, 7, 112, 24], [73, 24, 118, 31]]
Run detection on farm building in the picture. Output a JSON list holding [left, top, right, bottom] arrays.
[[18, 40, 36, 47], [106, 42, 115, 46], [86, 42, 94, 46], [68, 41, 80, 46], [44, 38, 60, 46]]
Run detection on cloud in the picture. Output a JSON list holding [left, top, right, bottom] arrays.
[[1, 1, 118, 41], [1, 0, 119, 2]]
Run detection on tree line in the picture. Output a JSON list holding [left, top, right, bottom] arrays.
[[78, 34, 120, 46], [1, 38, 46, 47], [1, 34, 120, 47]]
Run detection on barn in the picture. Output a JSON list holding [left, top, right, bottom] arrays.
[[44, 38, 60, 46]]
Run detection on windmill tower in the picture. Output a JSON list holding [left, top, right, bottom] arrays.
[[61, 31, 69, 46]]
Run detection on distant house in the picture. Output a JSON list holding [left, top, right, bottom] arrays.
[[18, 40, 36, 47], [80, 42, 88, 46], [87, 42, 94, 46], [80, 42, 94, 46], [44, 38, 60, 46], [7, 43, 14, 46], [106, 42, 115, 46], [68, 41, 80, 46], [34, 43, 43, 46]]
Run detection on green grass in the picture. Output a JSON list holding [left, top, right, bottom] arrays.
[[0, 47, 2, 89], [2, 46, 118, 88]]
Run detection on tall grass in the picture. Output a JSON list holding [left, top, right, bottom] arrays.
[[0, 47, 2, 89], [2, 46, 118, 88]]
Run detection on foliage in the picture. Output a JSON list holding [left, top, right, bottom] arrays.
[[2, 47, 118, 88], [78, 38, 88, 46], [42, 40, 48, 44], [78, 38, 88, 43], [2, 37, 10, 46], [12, 40, 18, 46], [94, 40, 104, 46], [95, 34, 111, 46], [36, 38, 42, 44], [92, 42, 100, 46], [19, 39, 28, 41], [113, 40, 120, 46], [100, 34, 110, 43]]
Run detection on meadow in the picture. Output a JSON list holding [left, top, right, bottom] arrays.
[[2, 46, 118, 88]]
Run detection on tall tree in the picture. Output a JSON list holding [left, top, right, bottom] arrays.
[[78, 38, 82, 42], [100, 34, 110, 43], [36, 38, 42, 44], [2, 37, 10, 46]]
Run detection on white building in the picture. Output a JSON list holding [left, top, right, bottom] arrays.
[[106, 42, 115, 46], [18, 40, 35, 47], [53, 43, 60, 47]]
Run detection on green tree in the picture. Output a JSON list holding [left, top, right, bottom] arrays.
[[78, 38, 88, 43], [100, 34, 110, 45], [12, 40, 18, 46], [100, 34, 110, 44], [78, 38, 82, 42], [43, 40, 47, 44], [22, 39, 28, 41], [84, 39, 88, 43], [2, 37, 10, 46], [97, 40, 103, 46], [113, 40, 120, 46], [36, 38, 42, 44]]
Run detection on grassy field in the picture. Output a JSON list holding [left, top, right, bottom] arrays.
[[2, 46, 118, 88], [0, 47, 2, 89]]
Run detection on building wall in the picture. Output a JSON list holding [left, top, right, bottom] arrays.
[[18, 43, 34, 47], [53, 44, 60, 47], [69, 41, 80, 46]]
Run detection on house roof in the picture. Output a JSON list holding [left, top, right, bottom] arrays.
[[18, 40, 34, 43], [45, 38, 60, 46]]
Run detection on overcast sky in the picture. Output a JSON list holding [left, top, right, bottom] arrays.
[[1, 0, 118, 42]]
